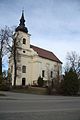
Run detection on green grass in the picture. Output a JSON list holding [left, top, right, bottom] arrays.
[[12, 87, 47, 95]]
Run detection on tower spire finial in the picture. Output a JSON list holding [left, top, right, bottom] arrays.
[[22, 8, 24, 14], [15, 10, 28, 33], [19, 9, 25, 26]]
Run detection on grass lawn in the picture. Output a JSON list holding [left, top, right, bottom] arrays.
[[12, 87, 47, 95]]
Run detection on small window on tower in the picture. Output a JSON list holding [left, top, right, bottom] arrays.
[[23, 38, 26, 44], [22, 65, 26, 73]]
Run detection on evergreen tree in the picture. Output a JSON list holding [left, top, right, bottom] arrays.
[[63, 68, 79, 95]]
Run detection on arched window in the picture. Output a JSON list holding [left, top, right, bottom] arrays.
[[22, 65, 26, 73], [23, 38, 26, 44]]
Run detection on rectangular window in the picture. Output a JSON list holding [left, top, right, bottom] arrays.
[[51, 71, 53, 78], [22, 65, 26, 73], [42, 70, 45, 77]]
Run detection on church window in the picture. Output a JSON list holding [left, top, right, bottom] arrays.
[[42, 70, 45, 77], [22, 78, 26, 86], [51, 71, 53, 78], [22, 65, 26, 73], [23, 38, 26, 44]]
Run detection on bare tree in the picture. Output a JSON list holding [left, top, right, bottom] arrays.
[[0, 26, 13, 77], [65, 51, 80, 73], [0, 26, 22, 86], [0, 26, 21, 86]]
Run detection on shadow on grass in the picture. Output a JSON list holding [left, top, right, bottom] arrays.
[[0, 93, 6, 96]]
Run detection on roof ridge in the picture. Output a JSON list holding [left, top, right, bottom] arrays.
[[30, 44, 53, 53], [30, 44, 62, 64]]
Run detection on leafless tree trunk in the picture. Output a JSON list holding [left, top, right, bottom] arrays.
[[13, 38, 17, 86], [0, 49, 2, 76], [11, 33, 22, 86]]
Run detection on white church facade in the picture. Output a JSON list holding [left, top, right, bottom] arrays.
[[9, 11, 62, 86]]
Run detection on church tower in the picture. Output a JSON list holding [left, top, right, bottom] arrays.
[[11, 11, 32, 86], [15, 10, 30, 49]]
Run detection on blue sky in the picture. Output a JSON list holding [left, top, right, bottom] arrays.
[[0, 0, 80, 70]]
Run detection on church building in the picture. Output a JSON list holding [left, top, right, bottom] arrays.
[[9, 11, 62, 86]]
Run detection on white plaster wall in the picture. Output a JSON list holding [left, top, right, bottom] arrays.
[[29, 56, 62, 84], [14, 31, 30, 50], [9, 31, 62, 86]]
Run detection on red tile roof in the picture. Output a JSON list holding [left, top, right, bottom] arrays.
[[30, 45, 62, 64]]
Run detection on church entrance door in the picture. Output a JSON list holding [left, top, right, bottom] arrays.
[[22, 78, 26, 86]]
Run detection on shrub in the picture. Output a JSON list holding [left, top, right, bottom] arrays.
[[0, 84, 10, 91], [37, 76, 44, 87]]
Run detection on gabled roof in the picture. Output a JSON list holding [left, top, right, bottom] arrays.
[[30, 45, 62, 64]]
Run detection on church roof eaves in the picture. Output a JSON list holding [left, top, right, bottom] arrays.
[[30, 45, 62, 64]]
